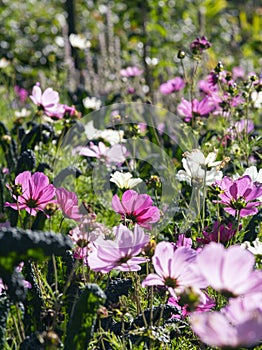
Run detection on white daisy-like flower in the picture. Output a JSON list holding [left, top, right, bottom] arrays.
[[251, 90, 262, 109], [110, 171, 143, 189], [84, 120, 125, 146], [14, 108, 31, 118], [69, 33, 91, 50], [83, 97, 102, 110], [176, 149, 223, 186], [242, 238, 262, 256]]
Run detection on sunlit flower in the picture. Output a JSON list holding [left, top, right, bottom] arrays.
[[84, 120, 125, 145], [177, 97, 216, 122], [56, 188, 82, 221], [196, 242, 262, 297], [241, 238, 262, 256], [190, 307, 262, 349], [159, 77, 185, 95], [215, 175, 262, 217], [5, 171, 56, 216], [176, 149, 223, 186], [141, 242, 206, 297], [30, 83, 64, 119], [110, 171, 142, 189], [82, 96, 102, 110], [69, 33, 91, 49], [79, 141, 127, 165], [88, 224, 149, 273], [112, 190, 160, 229]]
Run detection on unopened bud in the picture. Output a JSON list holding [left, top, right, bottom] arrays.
[[44, 202, 59, 216], [177, 50, 186, 59]]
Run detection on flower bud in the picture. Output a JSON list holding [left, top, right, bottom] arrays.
[[177, 50, 186, 59]]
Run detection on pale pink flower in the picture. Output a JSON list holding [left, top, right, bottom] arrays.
[[112, 190, 160, 229], [196, 242, 262, 297], [79, 141, 127, 164], [30, 83, 65, 119], [159, 77, 185, 95], [69, 214, 109, 259], [56, 188, 82, 221], [141, 242, 207, 297], [87, 224, 149, 273], [120, 66, 143, 77], [175, 234, 192, 248], [5, 171, 56, 216]]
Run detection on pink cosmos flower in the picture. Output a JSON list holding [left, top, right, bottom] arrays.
[[141, 242, 207, 297], [175, 234, 192, 248], [30, 83, 64, 119], [215, 175, 262, 217], [196, 221, 238, 245], [14, 86, 28, 103], [56, 188, 82, 221], [190, 309, 262, 349], [79, 141, 127, 165], [168, 290, 215, 319], [5, 171, 56, 216], [87, 224, 150, 273], [196, 242, 262, 297], [112, 190, 160, 229], [120, 66, 143, 77], [177, 97, 215, 122], [69, 214, 109, 259], [159, 77, 185, 95]]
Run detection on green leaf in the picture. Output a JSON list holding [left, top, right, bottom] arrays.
[[64, 284, 106, 350]]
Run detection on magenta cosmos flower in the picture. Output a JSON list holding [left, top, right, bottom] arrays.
[[159, 77, 185, 95], [112, 190, 160, 229], [196, 242, 262, 297], [5, 171, 56, 216], [196, 221, 238, 245], [141, 242, 207, 297], [87, 224, 150, 273], [190, 36, 211, 54], [56, 188, 82, 221], [30, 83, 64, 119], [215, 175, 262, 217], [177, 97, 215, 122]]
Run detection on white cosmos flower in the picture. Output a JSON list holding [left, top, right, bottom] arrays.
[[242, 238, 262, 256], [69, 33, 91, 50], [176, 149, 223, 186], [84, 120, 125, 145], [110, 171, 143, 189], [83, 97, 102, 110], [15, 108, 31, 118]]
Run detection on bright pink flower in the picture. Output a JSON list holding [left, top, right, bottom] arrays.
[[112, 190, 160, 229], [196, 221, 238, 245], [30, 83, 64, 118], [79, 141, 127, 164], [56, 188, 82, 221], [120, 66, 143, 77], [196, 242, 262, 297], [87, 224, 149, 273], [168, 290, 215, 319], [177, 97, 215, 122], [215, 175, 262, 217], [159, 77, 185, 95], [5, 171, 56, 216], [141, 242, 207, 297]]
